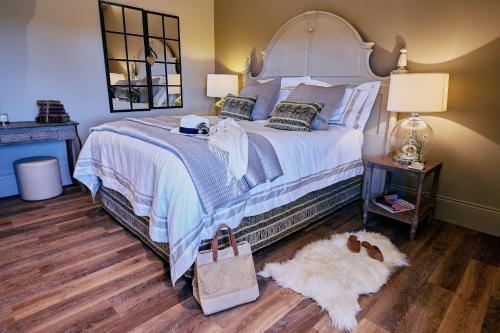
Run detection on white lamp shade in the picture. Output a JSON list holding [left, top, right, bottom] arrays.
[[207, 74, 238, 98], [388, 73, 449, 113]]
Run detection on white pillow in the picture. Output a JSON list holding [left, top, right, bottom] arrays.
[[304, 78, 332, 87], [259, 76, 311, 89], [329, 89, 354, 125], [280, 76, 311, 89], [258, 77, 312, 114], [330, 81, 381, 130]]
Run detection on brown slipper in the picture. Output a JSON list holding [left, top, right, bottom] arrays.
[[361, 241, 384, 262], [347, 235, 361, 253]]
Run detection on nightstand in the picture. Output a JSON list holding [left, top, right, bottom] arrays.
[[363, 155, 443, 240]]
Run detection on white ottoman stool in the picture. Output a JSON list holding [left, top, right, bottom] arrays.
[[14, 156, 63, 201]]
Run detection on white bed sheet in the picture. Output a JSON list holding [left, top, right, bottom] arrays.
[[74, 116, 364, 283]]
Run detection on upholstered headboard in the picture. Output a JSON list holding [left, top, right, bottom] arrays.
[[244, 11, 397, 158]]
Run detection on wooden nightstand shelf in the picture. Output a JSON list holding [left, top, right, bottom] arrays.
[[363, 155, 443, 240]]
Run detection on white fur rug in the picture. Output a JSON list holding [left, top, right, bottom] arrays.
[[258, 231, 408, 331]]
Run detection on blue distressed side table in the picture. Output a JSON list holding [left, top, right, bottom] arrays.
[[0, 121, 81, 184]]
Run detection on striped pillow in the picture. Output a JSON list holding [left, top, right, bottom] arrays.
[[330, 81, 381, 130], [219, 94, 257, 121], [266, 101, 323, 132]]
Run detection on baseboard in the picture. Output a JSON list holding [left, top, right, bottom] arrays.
[[0, 165, 72, 198], [390, 184, 500, 237]]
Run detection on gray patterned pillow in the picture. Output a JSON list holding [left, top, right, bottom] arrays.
[[266, 101, 324, 132], [219, 94, 257, 121], [240, 79, 280, 120]]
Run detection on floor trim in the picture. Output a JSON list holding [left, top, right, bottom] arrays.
[[390, 184, 500, 236]]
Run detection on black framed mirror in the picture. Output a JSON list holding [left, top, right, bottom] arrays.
[[98, 1, 183, 112]]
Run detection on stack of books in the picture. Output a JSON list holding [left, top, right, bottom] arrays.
[[36, 100, 70, 123], [372, 194, 415, 214]]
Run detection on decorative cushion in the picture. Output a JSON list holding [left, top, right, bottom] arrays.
[[334, 81, 381, 130], [266, 101, 324, 132], [287, 83, 347, 130], [240, 79, 280, 120], [219, 94, 257, 121]]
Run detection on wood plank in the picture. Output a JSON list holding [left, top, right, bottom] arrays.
[[353, 318, 389, 333], [393, 282, 454, 333], [472, 232, 500, 268], [428, 229, 479, 292], [216, 282, 303, 333], [32, 300, 117, 333], [92, 276, 191, 332], [264, 298, 324, 333], [4, 263, 165, 332], [11, 254, 154, 319], [437, 259, 498, 333], [481, 269, 500, 333], [0, 230, 131, 286]]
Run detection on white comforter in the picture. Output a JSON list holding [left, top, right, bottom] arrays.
[[74, 116, 364, 284]]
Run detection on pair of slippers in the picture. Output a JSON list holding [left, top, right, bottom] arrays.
[[347, 235, 384, 262]]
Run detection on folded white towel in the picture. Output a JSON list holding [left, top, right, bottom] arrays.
[[208, 118, 248, 181]]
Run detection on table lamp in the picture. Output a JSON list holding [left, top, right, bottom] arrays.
[[207, 74, 238, 114], [387, 73, 449, 164]]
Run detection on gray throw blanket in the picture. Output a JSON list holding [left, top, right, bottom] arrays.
[[90, 117, 283, 214]]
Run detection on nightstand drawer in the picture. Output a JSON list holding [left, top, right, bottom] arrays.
[[0, 130, 60, 144]]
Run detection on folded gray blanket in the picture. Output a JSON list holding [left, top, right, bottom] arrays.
[[90, 117, 283, 214]]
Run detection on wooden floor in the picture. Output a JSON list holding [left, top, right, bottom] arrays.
[[0, 187, 498, 333]]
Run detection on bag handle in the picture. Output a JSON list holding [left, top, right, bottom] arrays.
[[211, 224, 239, 262]]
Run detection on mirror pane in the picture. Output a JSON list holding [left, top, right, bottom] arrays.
[[101, 3, 123, 32], [111, 86, 131, 110], [150, 63, 166, 81], [124, 8, 143, 35], [165, 62, 180, 76], [126, 35, 145, 61], [134, 61, 147, 81], [147, 14, 163, 38], [148, 38, 166, 62], [151, 84, 166, 107], [165, 40, 180, 62], [164, 16, 179, 40], [108, 60, 130, 82], [105, 33, 126, 59], [168, 86, 182, 107], [131, 85, 150, 109]]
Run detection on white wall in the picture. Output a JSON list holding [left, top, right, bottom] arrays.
[[0, 0, 215, 196]]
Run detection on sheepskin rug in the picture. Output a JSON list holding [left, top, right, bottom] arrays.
[[258, 231, 408, 331]]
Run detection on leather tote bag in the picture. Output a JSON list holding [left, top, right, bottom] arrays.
[[193, 224, 259, 315]]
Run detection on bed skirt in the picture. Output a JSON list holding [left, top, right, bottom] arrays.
[[99, 176, 362, 263]]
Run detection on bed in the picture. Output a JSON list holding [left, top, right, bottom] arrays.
[[75, 11, 397, 284]]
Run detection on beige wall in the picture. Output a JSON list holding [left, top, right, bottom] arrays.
[[214, 0, 500, 235], [0, 0, 214, 196]]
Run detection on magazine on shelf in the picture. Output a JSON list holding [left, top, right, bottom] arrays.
[[372, 194, 415, 214]]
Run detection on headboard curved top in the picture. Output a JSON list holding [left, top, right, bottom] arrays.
[[244, 11, 396, 158], [247, 11, 384, 85]]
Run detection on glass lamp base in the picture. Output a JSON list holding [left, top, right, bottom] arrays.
[[390, 113, 434, 164]]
